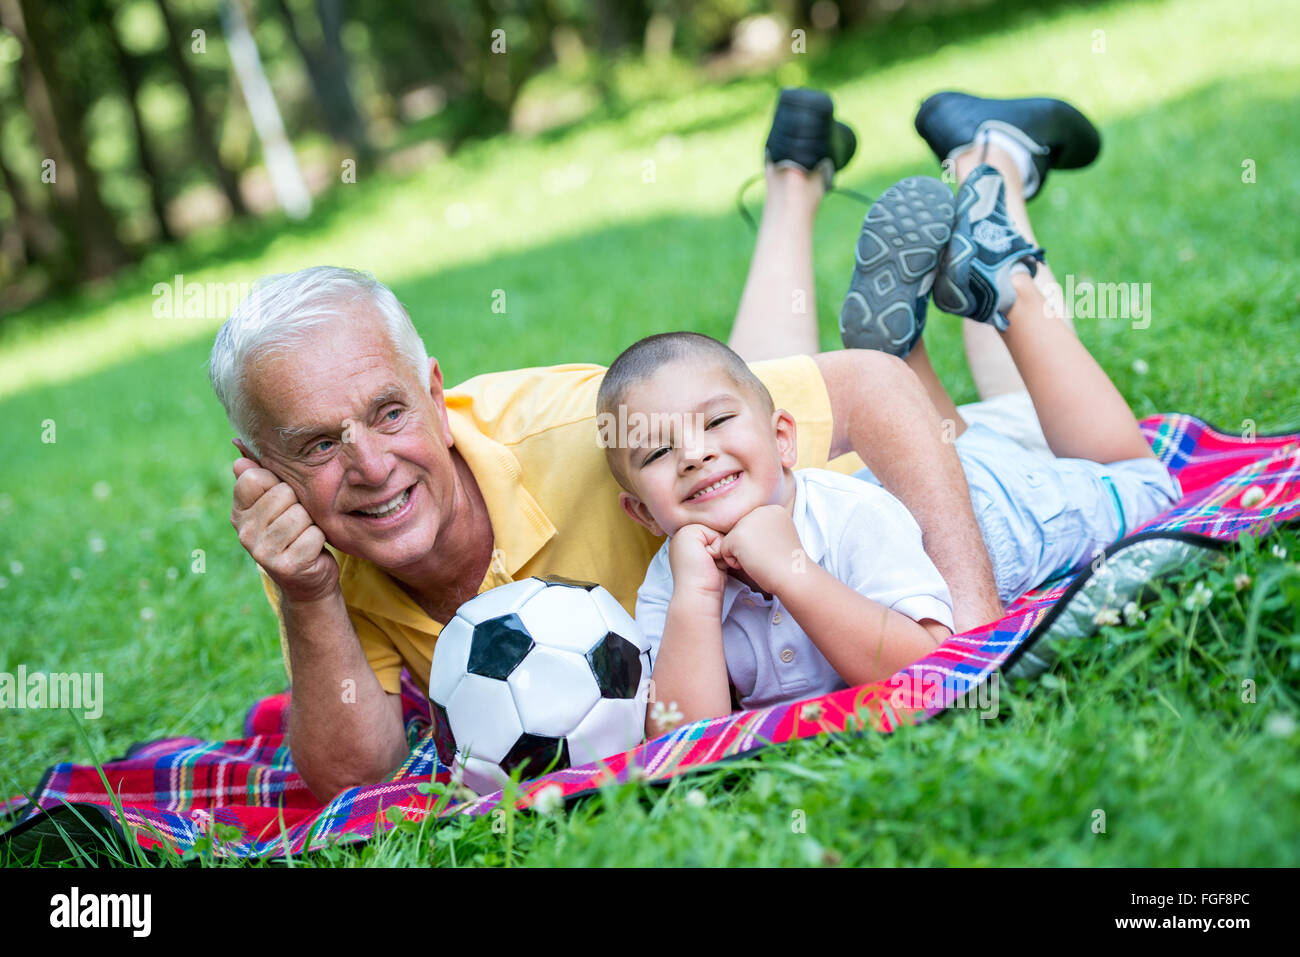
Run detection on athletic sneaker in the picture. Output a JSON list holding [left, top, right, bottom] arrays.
[[914, 91, 1100, 200], [931, 164, 1044, 329], [765, 88, 857, 189], [838, 176, 954, 357]]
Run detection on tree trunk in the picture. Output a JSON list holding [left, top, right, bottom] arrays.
[[0, 139, 62, 265], [272, 0, 372, 162], [9, 0, 135, 280], [98, 0, 177, 243], [153, 0, 249, 216]]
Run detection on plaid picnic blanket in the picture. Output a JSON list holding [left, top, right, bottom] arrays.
[[3, 413, 1298, 862]]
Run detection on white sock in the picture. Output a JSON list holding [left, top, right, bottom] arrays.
[[998, 262, 1033, 315], [953, 122, 1048, 198]]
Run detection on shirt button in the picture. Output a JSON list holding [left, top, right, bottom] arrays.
[[780, 648, 795, 663], [772, 611, 783, 624]]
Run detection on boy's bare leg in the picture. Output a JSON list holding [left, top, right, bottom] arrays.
[[952, 143, 1074, 399], [903, 340, 968, 440], [999, 272, 1153, 463], [727, 165, 824, 361]]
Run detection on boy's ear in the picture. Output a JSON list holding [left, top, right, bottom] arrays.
[[619, 491, 666, 538], [772, 408, 798, 469]]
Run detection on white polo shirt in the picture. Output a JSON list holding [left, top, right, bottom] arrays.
[[634, 468, 955, 711]]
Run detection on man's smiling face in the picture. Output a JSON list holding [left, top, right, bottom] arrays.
[[244, 309, 459, 573], [616, 357, 798, 538]]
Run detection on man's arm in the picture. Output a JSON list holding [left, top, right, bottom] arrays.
[[811, 350, 1003, 632], [232, 457, 408, 802], [279, 591, 409, 803]]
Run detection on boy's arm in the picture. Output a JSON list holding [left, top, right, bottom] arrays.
[[646, 591, 731, 738], [719, 493, 954, 690], [774, 565, 951, 687], [637, 526, 734, 738]]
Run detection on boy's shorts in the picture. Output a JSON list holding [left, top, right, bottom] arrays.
[[852, 396, 1182, 604], [951, 423, 1181, 602]]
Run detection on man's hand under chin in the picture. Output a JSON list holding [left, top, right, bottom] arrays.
[[230, 442, 339, 604]]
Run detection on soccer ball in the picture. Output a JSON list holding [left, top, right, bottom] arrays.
[[428, 576, 654, 796]]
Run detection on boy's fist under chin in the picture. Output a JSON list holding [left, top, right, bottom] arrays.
[[717, 504, 803, 595], [667, 523, 729, 600]]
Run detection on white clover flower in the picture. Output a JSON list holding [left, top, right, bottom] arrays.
[[70, 567, 84, 580], [452, 784, 480, 804], [140, 607, 156, 623], [89, 535, 106, 554], [1093, 607, 1121, 626], [1271, 544, 1288, 560], [1122, 601, 1146, 625], [8, 560, 23, 576], [532, 783, 564, 814], [1131, 358, 1149, 376], [1265, 713, 1296, 739], [1182, 581, 1213, 611], [650, 699, 684, 731], [685, 789, 707, 809], [1240, 485, 1266, 508], [166, 567, 179, 581], [800, 702, 824, 722], [93, 481, 111, 501], [1233, 573, 1252, 591]]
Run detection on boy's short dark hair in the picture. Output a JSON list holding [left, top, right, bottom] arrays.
[[597, 332, 775, 491]]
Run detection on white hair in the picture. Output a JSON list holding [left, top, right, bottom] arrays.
[[209, 266, 430, 457]]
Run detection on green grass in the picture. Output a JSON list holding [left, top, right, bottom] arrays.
[[2, 0, 1299, 866]]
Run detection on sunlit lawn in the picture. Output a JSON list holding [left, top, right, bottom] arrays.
[[2, 0, 1298, 865]]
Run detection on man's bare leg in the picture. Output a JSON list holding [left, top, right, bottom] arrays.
[[728, 165, 824, 362], [1000, 273, 1153, 463], [952, 142, 1074, 399]]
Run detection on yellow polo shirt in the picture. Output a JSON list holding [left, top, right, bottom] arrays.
[[261, 355, 860, 696]]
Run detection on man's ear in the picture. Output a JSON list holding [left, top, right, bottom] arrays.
[[773, 408, 798, 469], [232, 438, 261, 465], [427, 357, 453, 447], [619, 491, 665, 538]]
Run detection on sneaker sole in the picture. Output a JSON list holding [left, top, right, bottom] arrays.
[[838, 176, 954, 355]]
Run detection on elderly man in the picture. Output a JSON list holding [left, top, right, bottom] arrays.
[[211, 92, 1028, 802]]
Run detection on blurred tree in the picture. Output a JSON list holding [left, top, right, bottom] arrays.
[[271, 0, 372, 162], [3, 0, 135, 280], [153, 0, 249, 217], [350, 0, 561, 145], [97, 0, 177, 243]]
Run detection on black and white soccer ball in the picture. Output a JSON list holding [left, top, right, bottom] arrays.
[[428, 576, 653, 796]]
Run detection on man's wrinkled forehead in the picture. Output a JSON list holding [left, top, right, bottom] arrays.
[[247, 323, 422, 446]]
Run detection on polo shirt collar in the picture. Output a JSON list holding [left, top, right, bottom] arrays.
[[446, 404, 556, 577]]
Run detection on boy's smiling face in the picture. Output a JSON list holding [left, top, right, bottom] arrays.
[[614, 357, 798, 538]]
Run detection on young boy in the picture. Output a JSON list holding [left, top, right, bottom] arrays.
[[599, 162, 1180, 739]]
